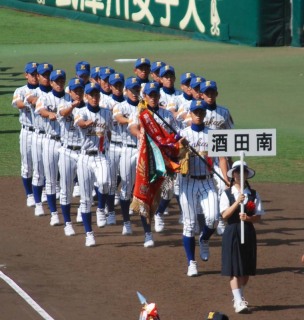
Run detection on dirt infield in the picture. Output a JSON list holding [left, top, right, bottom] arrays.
[[0, 177, 303, 320]]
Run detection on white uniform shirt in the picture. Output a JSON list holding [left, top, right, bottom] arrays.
[[58, 103, 85, 147], [36, 92, 70, 136], [129, 106, 179, 134], [74, 105, 113, 152], [12, 84, 36, 127], [180, 126, 211, 176], [220, 185, 265, 215], [25, 86, 51, 131], [106, 95, 125, 143], [204, 105, 234, 129], [159, 88, 182, 113], [114, 99, 138, 146]]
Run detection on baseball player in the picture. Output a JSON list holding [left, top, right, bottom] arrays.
[[12, 62, 39, 208], [113, 76, 141, 235], [25, 63, 53, 217], [128, 81, 179, 247], [134, 58, 151, 97], [175, 72, 196, 129], [151, 65, 183, 228], [89, 66, 101, 84], [190, 76, 205, 100], [105, 72, 125, 225], [150, 61, 166, 87], [179, 99, 227, 276], [74, 82, 112, 247], [200, 80, 233, 236], [57, 78, 86, 236], [36, 69, 70, 226], [98, 66, 115, 108]]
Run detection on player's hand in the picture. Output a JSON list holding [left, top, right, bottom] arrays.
[[85, 120, 94, 128], [71, 100, 80, 108], [49, 112, 57, 121], [239, 213, 247, 221], [236, 194, 245, 204]]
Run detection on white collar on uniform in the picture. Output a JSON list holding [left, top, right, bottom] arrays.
[[231, 185, 251, 195]]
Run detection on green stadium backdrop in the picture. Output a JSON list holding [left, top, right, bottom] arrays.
[[1, 0, 303, 47]]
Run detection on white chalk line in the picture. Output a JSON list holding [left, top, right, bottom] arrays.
[[0, 271, 55, 320]]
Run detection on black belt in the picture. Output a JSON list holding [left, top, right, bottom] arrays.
[[38, 130, 45, 134], [50, 135, 61, 141], [190, 174, 213, 180], [85, 150, 98, 156], [22, 125, 34, 132], [111, 141, 122, 146], [66, 145, 81, 151], [126, 144, 137, 148]]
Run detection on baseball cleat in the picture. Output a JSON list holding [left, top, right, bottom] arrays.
[[107, 212, 116, 225], [154, 214, 165, 233], [144, 232, 154, 248], [122, 221, 133, 235], [64, 222, 76, 236], [234, 300, 249, 313], [50, 212, 60, 226], [96, 208, 107, 228], [199, 238, 210, 261], [34, 203, 45, 216], [85, 231, 96, 247], [26, 194, 35, 207], [187, 260, 198, 277]]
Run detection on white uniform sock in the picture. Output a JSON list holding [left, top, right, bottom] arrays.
[[232, 288, 242, 303]]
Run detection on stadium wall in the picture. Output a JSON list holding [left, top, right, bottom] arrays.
[[0, 0, 302, 47]]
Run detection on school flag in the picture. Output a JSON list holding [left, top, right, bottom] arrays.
[[138, 109, 182, 174], [130, 127, 166, 222]]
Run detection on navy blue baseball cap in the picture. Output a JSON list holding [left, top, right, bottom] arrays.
[[109, 72, 125, 85], [151, 61, 166, 73], [85, 82, 101, 94], [159, 65, 175, 77], [135, 58, 151, 68], [189, 99, 207, 112], [99, 66, 115, 80], [200, 80, 218, 93], [90, 66, 101, 79], [50, 69, 66, 81], [75, 61, 90, 76], [69, 78, 84, 91], [180, 72, 196, 84], [125, 77, 141, 90], [190, 76, 206, 89], [37, 63, 53, 75], [143, 82, 160, 95], [24, 62, 38, 74]]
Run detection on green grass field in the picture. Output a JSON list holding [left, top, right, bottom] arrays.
[[0, 7, 303, 183]]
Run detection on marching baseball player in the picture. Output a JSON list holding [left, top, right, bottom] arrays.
[[190, 76, 205, 100], [25, 63, 53, 216], [150, 61, 166, 87], [12, 62, 39, 208], [175, 72, 196, 129], [36, 69, 70, 226], [98, 66, 115, 108], [74, 82, 112, 247], [57, 78, 86, 236], [200, 80, 233, 236], [129, 81, 179, 247], [113, 76, 141, 235], [179, 99, 228, 276], [134, 58, 151, 97], [105, 72, 125, 225], [89, 66, 101, 84]]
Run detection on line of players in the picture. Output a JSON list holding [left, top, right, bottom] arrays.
[[12, 59, 234, 261]]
